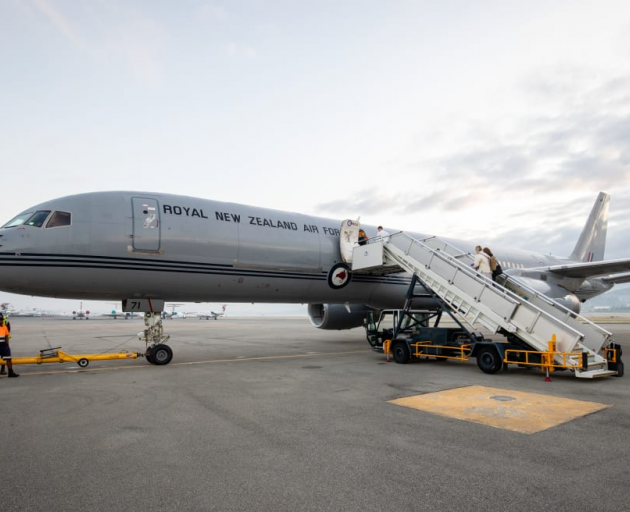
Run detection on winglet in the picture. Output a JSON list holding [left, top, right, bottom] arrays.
[[569, 192, 610, 262]]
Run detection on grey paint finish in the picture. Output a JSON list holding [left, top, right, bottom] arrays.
[[0, 190, 623, 309]]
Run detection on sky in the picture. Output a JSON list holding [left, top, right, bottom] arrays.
[[1, 0, 630, 315]]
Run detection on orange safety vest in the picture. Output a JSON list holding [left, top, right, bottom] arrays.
[[0, 324, 9, 338]]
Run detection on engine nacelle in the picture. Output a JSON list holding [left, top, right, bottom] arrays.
[[307, 303, 375, 330], [509, 276, 582, 313]]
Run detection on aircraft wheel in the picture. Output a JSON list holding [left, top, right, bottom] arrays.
[[145, 349, 154, 364], [77, 358, 89, 368], [392, 341, 411, 364], [476, 346, 502, 374], [150, 345, 173, 365]]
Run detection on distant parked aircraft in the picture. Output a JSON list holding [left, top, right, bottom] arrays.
[[197, 304, 227, 320], [72, 302, 90, 320], [101, 309, 132, 320], [1, 302, 43, 317], [162, 303, 187, 319]]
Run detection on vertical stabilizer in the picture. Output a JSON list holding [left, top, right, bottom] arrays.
[[569, 192, 609, 262]]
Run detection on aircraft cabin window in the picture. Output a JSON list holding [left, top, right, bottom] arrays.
[[46, 211, 71, 228]]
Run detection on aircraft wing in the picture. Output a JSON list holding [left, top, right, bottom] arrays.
[[547, 258, 630, 279]]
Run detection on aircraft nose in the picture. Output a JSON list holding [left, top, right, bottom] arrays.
[[0, 230, 12, 250], [0, 228, 28, 252]]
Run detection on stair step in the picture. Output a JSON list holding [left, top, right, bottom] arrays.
[[574, 369, 618, 379]]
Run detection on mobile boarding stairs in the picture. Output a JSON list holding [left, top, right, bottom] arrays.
[[349, 231, 621, 378]]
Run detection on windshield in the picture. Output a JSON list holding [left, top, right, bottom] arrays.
[[24, 211, 51, 227], [2, 212, 34, 228], [2, 210, 51, 228]]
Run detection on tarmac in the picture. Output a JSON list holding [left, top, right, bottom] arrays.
[[1, 315, 629, 512]]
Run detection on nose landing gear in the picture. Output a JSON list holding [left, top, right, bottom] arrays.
[[140, 312, 173, 365]]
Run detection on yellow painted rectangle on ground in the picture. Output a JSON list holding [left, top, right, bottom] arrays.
[[389, 385, 610, 434]]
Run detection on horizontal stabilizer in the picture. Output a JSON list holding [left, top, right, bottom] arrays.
[[602, 272, 630, 285], [548, 258, 630, 279]]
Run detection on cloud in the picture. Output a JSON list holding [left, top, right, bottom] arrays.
[[31, 1, 166, 86], [343, 74, 629, 209], [197, 4, 229, 22], [32, 0, 86, 50], [314, 71, 630, 259], [225, 42, 257, 59]]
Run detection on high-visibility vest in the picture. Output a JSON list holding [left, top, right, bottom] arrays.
[[0, 324, 9, 338]]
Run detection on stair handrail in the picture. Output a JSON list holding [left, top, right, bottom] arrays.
[[389, 232, 612, 341], [385, 232, 586, 342]]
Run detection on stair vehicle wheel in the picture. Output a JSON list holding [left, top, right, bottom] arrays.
[[476, 346, 502, 374], [392, 341, 411, 364], [150, 345, 173, 365], [613, 360, 624, 378], [77, 358, 89, 368]]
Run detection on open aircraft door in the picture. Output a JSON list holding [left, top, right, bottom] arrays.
[[327, 219, 361, 290], [131, 197, 161, 252], [340, 219, 361, 264]]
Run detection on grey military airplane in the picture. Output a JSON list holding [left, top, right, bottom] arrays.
[[0, 190, 629, 364]]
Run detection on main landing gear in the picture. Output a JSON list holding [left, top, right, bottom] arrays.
[[140, 312, 173, 365]]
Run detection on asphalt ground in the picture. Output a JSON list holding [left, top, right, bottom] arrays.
[[1, 316, 629, 512]]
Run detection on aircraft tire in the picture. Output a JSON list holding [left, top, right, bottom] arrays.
[[476, 346, 502, 374], [150, 344, 173, 365]]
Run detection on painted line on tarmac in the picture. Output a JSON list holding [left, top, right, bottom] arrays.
[[10, 350, 368, 376]]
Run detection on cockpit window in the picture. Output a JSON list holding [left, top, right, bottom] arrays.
[[46, 211, 71, 228], [2, 212, 34, 228], [24, 211, 51, 227], [2, 210, 51, 228]]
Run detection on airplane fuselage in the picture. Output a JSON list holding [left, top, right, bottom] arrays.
[[0, 191, 609, 310]]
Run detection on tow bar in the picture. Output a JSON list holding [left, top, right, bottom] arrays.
[[0, 347, 143, 369]]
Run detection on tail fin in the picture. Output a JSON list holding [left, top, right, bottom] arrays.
[[569, 192, 609, 262]]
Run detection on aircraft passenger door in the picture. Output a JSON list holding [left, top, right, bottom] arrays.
[[131, 197, 161, 252], [340, 219, 361, 263]]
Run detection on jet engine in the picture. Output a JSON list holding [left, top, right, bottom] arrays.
[[508, 276, 582, 313], [307, 303, 376, 330]]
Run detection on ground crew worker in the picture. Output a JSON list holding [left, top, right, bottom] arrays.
[[0, 314, 19, 378], [0, 313, 8, 375]]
